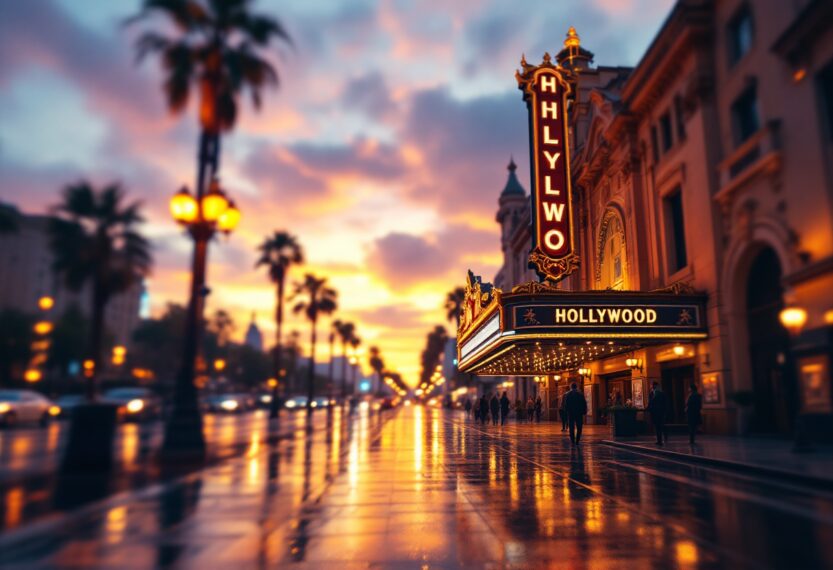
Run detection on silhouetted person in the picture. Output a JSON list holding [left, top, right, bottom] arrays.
[[479, 394, 489, 425], [648, 381, 668, 445], [685, 383, 703, 445], [515, 399, 525, 422], [560, 393, 568, 432], [526, 397, 535, 422], [534, 396, 543, 423], [490, 393, 500, 425], [499, 391, 510, 425], [464, 398, 472, 418], [564, 383, 588, 446]]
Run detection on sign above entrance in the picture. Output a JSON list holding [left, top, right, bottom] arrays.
[[517, 53, 579, 283]]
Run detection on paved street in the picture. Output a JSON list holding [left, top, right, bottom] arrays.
[[1, 405, 832, 569]]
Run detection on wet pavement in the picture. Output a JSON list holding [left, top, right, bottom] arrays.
[[1, 405, 832, 568], [0, 410, 328, 531]]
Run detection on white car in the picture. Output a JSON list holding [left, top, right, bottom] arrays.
[[0, 389, 60, 428]]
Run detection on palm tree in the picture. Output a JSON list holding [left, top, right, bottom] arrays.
[[368, 346, 385, 396], [336, 321, 355, 400], [291, 274, 337, 414], [130, 0, 291, 456], [445, 287, 465, 329], [349, 335, 361, 396], [328, 319, 342, 400], [130, 0, 291, 188], [255, 231, 303, 417], [48, 182, 152, 399]]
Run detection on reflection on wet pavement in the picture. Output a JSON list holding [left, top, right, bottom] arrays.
[[1, 406, 832, 568]]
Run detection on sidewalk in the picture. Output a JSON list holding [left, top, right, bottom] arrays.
[[602, 434, 833, 488]]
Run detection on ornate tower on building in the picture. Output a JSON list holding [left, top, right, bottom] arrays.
[[244, 312, 263, 352], [496, 157, 529, 278]]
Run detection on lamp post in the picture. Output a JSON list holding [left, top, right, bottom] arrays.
[[163, 179, 241, 458]]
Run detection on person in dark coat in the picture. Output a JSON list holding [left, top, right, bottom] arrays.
[[564, 383, 588, 445], [526, 397, 535, 422], [479, 394, 489, 425], [534, 396, 543, 423], [685, 383, 703, 445], [560, 393, 568, 432], [499, 392, 510, 425], [648, 381, 668, 445], [464, 397, 472, 418], [515, 399, 525, 422], [489, 393, 500, 425]]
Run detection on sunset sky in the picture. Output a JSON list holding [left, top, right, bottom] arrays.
[[0, 0, 673, 384]]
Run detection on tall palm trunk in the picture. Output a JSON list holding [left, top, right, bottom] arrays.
[[327, 332, 335, 397], [87, 279, 106, 401], [307, 316, 317, 416], [269, 275, 285, 418], [340, 340, 348, 401]]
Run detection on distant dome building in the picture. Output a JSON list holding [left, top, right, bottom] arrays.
[[245, 312, 263, 352]]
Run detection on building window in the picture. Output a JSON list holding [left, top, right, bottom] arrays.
[[818, 60, 833, 142], [674, 95, 686, 141], [731, 84, 760, 145], [598, 211, 627, 290], [663, 189, 688, 274], [728, 4, 753, 66], [650, 126, 659, 163], [660, 112, 673, 152]]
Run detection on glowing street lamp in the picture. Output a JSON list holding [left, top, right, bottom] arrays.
[[779, 306, 808, 336], [38, 296, 54, 311], [672, 344, 686, 357], [165, 176, 242, 457]]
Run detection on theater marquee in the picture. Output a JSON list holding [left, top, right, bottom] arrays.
[[517, 53, 578, 283], [453, 51, 710, 378]]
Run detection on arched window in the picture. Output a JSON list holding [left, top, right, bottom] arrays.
[[597, 209, 628, 290]]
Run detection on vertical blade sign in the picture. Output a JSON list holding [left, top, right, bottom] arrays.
[[516, 54, 579, 283]]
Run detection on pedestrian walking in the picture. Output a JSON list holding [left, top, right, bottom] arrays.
[[479, 394, 489, 425], [515, 399, 525, 422], [464, 398, 472, 418], [564, 383, 587, 446], [526, 397, 535, 422], [685, 383, 703, 445], [500, 391, 510, 425], [534, 396, 543, 423], [490, 393, 500, 426], [648, 381, 668, 445], [560, 393, 568, 432]]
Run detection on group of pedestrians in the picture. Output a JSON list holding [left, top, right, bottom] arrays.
[[647, 381, 703, 445], [464, 392, 545, 425], [463, 381, 704, 448]]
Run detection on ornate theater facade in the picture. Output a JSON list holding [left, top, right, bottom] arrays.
[[457, 0, 833, 436]]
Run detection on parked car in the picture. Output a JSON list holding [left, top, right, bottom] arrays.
[[103, 387, 162, 422], [0, 390, 60, 428], [53, 394, 85, 419]]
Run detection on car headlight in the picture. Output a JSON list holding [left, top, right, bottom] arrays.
[[260, 395, 272, 403], [0, 403, 10, 414], [310, 401, 318, 408], [48, 405, 61, 416], [285, 400, 296, 408], [220, 399, 239, 411], [126, 399, 145, 413]]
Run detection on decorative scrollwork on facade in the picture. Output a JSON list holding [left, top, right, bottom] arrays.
[[527, 248, 581, 285], [652, 280, 697, 295], [510, 280, 562, 294], [457, 270, 502, 343]]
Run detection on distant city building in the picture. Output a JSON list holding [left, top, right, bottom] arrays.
[[492, 1, 833, 434], [244, 312, 263, 351], [0, 205, 143, 348]]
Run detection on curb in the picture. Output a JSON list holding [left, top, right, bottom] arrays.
[[601, 439, 833, 491]]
